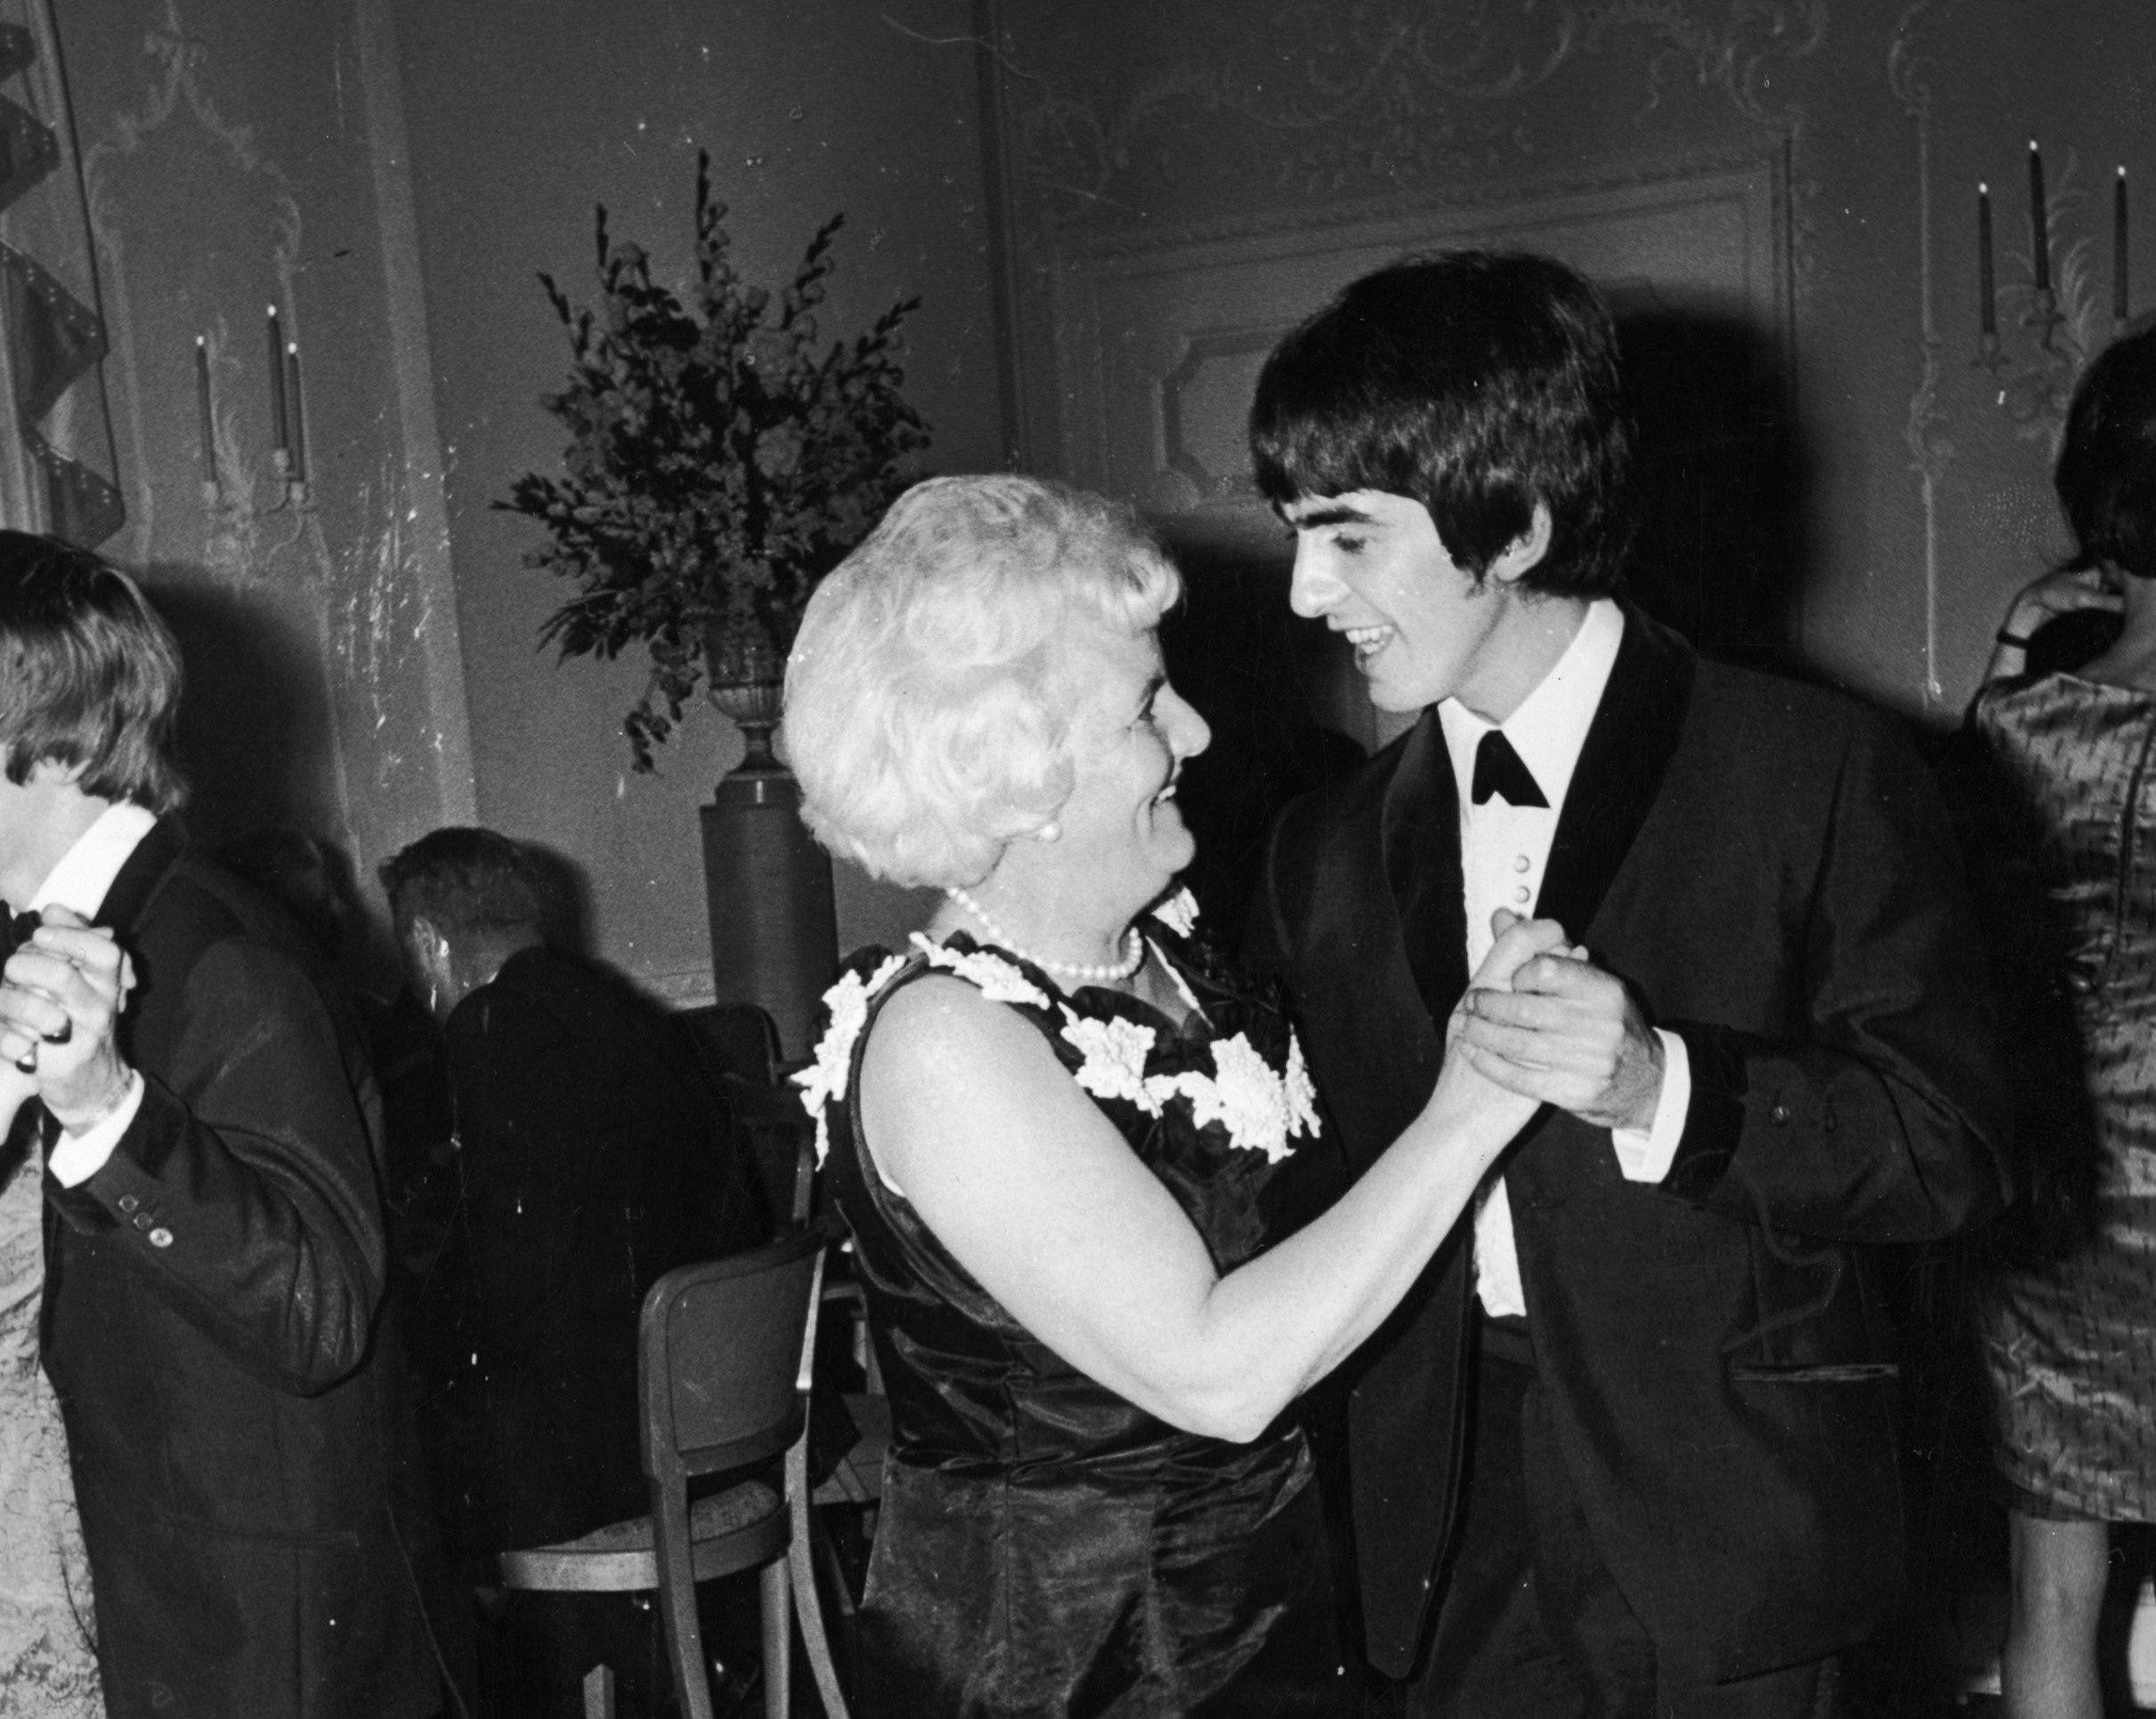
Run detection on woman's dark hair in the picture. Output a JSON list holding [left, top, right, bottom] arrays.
[[0, 531, 188, 814], [2057, 320, 2156, 580], [1249, 250, 1635, 598]]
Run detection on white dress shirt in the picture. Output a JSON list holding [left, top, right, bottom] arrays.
[[28, 801, 156, 1186], [1436, 600, 1691, 1318]]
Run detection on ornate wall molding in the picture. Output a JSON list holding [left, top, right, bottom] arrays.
[[1001, 0, 1823, 230], [1050, 150, 1791, 531], [80, 0, 302, 575]]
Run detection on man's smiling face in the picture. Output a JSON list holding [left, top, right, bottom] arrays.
[[1279, 490, 1519, 717]]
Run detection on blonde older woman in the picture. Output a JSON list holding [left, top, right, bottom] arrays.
[[786, 475, 1557, 1717]]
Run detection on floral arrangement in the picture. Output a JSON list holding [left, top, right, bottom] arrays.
[[499, 150, 931, 768]]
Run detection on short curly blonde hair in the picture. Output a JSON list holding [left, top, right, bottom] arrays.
[[784, 475, 1181, 888]]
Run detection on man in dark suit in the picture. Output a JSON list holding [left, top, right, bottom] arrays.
[[1243, 254, 2013, 1716], [0, 532, 439, 1718], [380, 826, 766, 1717]]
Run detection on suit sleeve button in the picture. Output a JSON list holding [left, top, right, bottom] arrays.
[[132, 1212, 152, 1230], [1770, 1103, 1792, 1124], [117, 1194, 139, 1214], [148, 1228, 174, 1248]]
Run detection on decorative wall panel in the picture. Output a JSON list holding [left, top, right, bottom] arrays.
[[1051, 154, 1788, 547]]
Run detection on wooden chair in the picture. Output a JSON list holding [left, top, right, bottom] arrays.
[[678, 1001, 784, 1088], [497, 1228, 833, 1719]]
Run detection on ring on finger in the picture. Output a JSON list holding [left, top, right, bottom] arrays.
[[40, 1019, 69, 1045], [14, 1044, 35, 1074]]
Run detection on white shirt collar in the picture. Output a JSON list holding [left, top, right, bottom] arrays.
[[27, 801, 159, 919], [1438, 598, 1625, 813]]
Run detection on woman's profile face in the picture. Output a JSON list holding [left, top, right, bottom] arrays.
[[1046, 620, 1212, 912]]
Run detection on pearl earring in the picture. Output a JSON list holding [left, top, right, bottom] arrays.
[[1033, 821, 1061, 843]]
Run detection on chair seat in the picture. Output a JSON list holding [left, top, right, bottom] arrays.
[[812, 1391, 889, 1507], [499, 1480, 784, 1593]]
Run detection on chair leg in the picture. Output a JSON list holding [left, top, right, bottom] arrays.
[[654, 1545, 716, 1719], [791, 1524, 851, 1719], [582, 1663, 617, 1719], [762, 1557, 792, 1719], [790, 1438, 852, 1719]]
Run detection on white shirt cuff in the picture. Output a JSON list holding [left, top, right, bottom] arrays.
[[1609, 1028, 1690, 1183], [45, 1071, 147, 1188]]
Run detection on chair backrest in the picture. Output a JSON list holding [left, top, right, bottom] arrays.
[[639, 1227, 823, 1482], [678, 1001, 784, 1088]]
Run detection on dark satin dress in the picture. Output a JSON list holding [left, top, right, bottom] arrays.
[[815, 922, 1350, 1717]]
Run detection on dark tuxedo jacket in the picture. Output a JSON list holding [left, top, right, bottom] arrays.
[[1247, 607, 2012, 1683], [406, 944, 767, 1561], [36, 817, 438, 1719]]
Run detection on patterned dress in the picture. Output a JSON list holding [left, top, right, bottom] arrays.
[[1974, 673, 2156, 1521], [0, 1127, 103, 1716], [800, 908, 1351, 1717]]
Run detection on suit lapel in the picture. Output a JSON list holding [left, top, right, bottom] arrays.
[[1383, 711, 1471, 1026], [1536, 606, 1696, 942], [94, 814, 184, 937]]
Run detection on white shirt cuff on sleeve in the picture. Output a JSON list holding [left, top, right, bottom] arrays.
[[45, 1071, 147, 1188], [1609, 1028, 1690, 1184]]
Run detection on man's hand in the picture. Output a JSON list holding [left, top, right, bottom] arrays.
[[1452, 924, 1664, 1131], [0, 906, 137, 1133]]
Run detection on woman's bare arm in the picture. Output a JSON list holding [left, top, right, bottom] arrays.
[[860, 918, 1553, 1441]]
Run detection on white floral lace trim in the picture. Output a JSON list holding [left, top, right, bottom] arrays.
[[1145, 1030, 1319, 1163], [794, 930, 1319, 1167], [1151, 887, 1200, 937], [1057, 1007, 1319, 1161], [908, 933, 1053, 1008], [1059, 1007, 1162, 1115], [791, 953, 909, 1163]]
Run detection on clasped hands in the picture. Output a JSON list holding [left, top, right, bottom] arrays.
[[0, 906, 138, 1136], [1447, 908, 1664, 1133]]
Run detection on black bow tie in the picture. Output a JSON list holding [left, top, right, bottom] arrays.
[[0, 905, 40, 958], [1470, 730, 1548, 808]]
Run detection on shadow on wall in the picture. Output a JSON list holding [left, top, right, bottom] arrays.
[[1158, 524, 1366, 943], [1614, 303, 1810, 675], [142, 569, 345, 852], [517, 839, 594, 959]]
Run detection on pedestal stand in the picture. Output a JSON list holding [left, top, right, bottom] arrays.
[[699, 697, 836, 1065]]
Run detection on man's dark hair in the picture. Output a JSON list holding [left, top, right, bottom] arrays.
[[2057, 319, 2156, 580], [0, 531, 188, 813], [379, 826, 547, 945], [1250, 250, 1635, 599]]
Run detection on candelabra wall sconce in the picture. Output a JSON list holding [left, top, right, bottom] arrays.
[[193, 304, 312, 517], [1974, 142, 2131, 431]]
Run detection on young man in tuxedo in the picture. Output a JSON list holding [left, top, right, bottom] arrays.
[[0, 533, 439, 1719], [1244, 252, 2012, 1716]]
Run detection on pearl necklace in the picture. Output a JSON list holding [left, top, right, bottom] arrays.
[[944, 885, 1145, 984]]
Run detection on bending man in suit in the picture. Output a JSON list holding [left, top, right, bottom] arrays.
[[383, 826, 766, 1717], [0, 532, 439, 1718], [1244, 252, 2012, 1716]]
